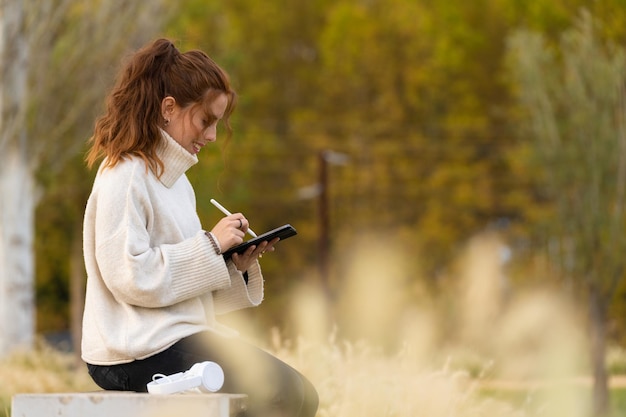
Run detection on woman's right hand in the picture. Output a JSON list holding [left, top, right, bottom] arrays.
[[210, 214, 250, 251]]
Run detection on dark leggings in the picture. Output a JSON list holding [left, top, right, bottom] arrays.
[[86, 332, 318, 417]]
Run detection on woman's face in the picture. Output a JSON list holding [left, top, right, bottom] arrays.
[[162, 93, 228, 155]]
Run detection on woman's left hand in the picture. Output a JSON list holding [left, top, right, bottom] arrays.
[[231, 237, 280, 273]]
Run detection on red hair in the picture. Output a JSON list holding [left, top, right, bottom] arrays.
[[86, 38, 237, 176]]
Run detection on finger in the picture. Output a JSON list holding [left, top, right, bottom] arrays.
[[223, 214, 240, 226], [231, 252, 249, 269], [242, 243, 263, 259], [231, 215, 250, 232], [254, 241, 272, 257], [231, 253, 245, 271], [262, 238, 280, 253]]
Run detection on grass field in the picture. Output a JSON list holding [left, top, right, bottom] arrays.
[[478, 385, 626, 416], [3, 234, 624, 416], [2, 336, 626, 417]]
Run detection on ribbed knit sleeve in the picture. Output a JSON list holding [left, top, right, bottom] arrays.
[[92, 161, 231, 308], [213, 261, 264, 315], [161, 231, 232, 302]]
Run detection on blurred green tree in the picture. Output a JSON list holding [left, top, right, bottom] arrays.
[[23, 0, 626, 350], [163, 0, 626, 341], [508, 11, 626, 416]]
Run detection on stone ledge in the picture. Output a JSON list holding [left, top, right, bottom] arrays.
[[11, 392, 247, 417]]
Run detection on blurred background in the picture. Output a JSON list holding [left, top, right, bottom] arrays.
[[3, 0, 626, 416]]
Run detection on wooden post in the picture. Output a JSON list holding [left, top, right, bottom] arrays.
[[318, 150, 330, 294]]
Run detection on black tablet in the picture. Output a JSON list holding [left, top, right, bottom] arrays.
[[222, 224, 297, 260]]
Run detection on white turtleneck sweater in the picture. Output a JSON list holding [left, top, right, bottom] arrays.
[[81, 130, 263, 365]]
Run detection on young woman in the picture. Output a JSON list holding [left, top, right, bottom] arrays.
[[81, 38, 318, 417]]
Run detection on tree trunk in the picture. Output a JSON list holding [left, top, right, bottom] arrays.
[[0, 0, 36, 356], [0, 146, 36, 355], [590, 287, 609, 417]]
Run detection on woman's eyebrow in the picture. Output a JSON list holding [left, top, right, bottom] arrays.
[[204, 107, 222, 120]]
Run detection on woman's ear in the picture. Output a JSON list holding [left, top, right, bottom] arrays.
[[161, 96, 177, 119]]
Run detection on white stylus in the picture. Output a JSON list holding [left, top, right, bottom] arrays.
[[210, 199, 258, 238]]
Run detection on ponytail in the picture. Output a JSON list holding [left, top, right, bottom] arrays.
[[86, 38, 236, 176]]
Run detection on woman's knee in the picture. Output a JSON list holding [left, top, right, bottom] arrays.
[[296, 373, 319, 417], [279, 366, 318, 417]]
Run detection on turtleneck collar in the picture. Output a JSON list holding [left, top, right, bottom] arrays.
[[155, 128, 198, 188]]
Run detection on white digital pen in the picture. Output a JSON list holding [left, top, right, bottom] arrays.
[[210, 199, 258, 238]]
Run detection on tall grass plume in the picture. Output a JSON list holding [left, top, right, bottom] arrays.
[[0, 231, 600, 417]]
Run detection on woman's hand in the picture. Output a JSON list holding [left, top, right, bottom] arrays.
[[210, 214, 249, 251], [210, 214, 279, 272], [231, 237, 280, 273]]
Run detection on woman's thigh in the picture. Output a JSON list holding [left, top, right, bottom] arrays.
[[170, 332, 318, 417]]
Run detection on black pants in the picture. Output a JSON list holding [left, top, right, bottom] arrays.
[[86, 332, 318, 417]]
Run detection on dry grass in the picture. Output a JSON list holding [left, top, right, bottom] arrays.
[[244, 232, 594, 416], [1, 333, 522, 417], [0, 231, 604, 416], [0, 340, 98, 416], [269, 329, 517, 417]]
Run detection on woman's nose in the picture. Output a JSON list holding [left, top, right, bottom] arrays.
[[205, 126, 217, 142]]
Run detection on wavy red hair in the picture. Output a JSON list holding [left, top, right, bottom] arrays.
[[86, 38, 237, 177]]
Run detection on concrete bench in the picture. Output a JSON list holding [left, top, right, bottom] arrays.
[[11, 392, 247, 417]]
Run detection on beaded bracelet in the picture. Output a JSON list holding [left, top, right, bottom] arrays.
[[206, 232, 221, 255]]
